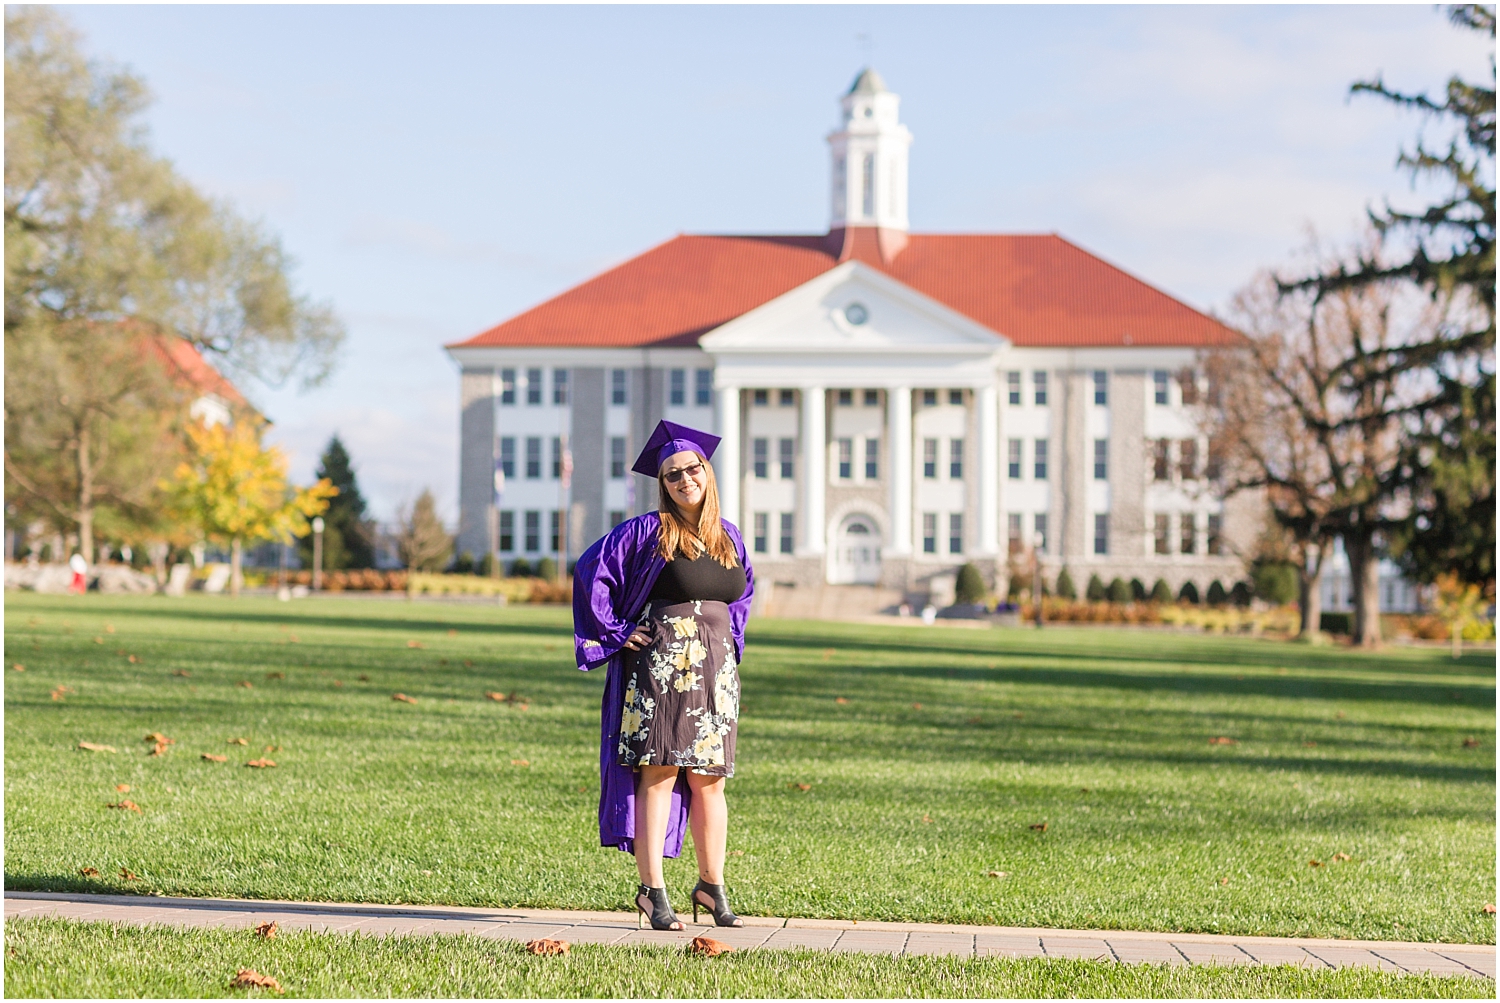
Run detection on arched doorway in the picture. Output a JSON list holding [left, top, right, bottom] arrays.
[[830, 514, 882, 584]]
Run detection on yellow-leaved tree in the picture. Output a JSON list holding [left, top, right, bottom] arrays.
[[166, 422, 336, 596]]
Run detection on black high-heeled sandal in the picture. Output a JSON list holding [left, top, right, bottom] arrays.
[[691, 879, 743, 927], [635, 884, 682, 931]]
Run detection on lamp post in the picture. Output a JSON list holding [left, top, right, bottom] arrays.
[[311, 516, 325, 591], [1032, 532, 1045, 628]]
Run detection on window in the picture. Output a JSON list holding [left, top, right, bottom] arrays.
[[609, 510, 626, 529], [551, 436, 562, 479], [778, 438, 794, 479], [837, 438, 853, 479], [922, 513, 938, 554], [1034, 513, 1048, 554], [499, 511, 515, 552], [1093, 439, 1108, 480], [837, 389, 853, 406], [1178, 369, 1199, 405], [1093, 370, 1108, 405], [1007, 513, 1023, 554], [1006, 371, 1022, 405], [948, 388, 964, 405], [610, 369, 627, 405], [922, 438, 938, 479], [864, 437, 879, 479], [526, 368, 543, 405], [552, 368, 569, 405], [1034, 439, 1049, 480], [779, 513, 794, 555], [1153, 440, 1170, 481], [1180, 513, 1197, 555], [525, 437, 541, 479], [1153, 370, 1169, 405], [500, 368, 516, 406], [499, 437, 516, 479], [1179, 439, 1198, 480], [948, 513, 964, 555], [1094, 513, 1109, 556], [1206, 442, 1223, 481], [1154, 514, 1170, 555], [753, 513, 769, 554], [922, 389, 937, 407], [609, 437, 626, 480], [753, 389, 768, 406], [1207, 514, 1223, 556], [549, 510, 561, 552], [695, 369, 712, 406], [752, 438, 768, 479], [1007, 439, 1022, 479], [949, 438, 964, 479], [1033, 371, 1048, 406], [778, 388, 795, 407], [524, 510, 541, 552], [861, 152, 875, 216], [863, 389, 879, 407], [669, 369, 685, 406]]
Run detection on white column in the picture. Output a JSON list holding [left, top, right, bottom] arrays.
[[887, 386, 912, 554], [977, 383, 1000, 555], [715, 383, 742, 528], [800, 386, 826, 555]]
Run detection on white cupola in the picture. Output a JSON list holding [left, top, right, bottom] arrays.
[[827, 68, 913, 232]]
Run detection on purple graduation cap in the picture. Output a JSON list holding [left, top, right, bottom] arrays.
[[631, 419, 721, 477]]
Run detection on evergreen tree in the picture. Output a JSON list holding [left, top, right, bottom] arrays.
[[1129, 578, 1148, 602], [1230, 581, 1254, 607], [395, 488, 451, 572], [298, 435, 373, 570], [955, 562, 987, 605], [1085, 574, 1107, 601], [1206, 580, 1229, 606], [1055, 568, 1077, 600], [1178, 581, 1201, 605], [1108, 577, 1132, 603], [1150, 579, 1174, 604]]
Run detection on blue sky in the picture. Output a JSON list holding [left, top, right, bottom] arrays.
[[62, 4, 1490, 523]]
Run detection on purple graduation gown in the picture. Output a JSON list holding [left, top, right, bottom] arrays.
[[572, 512, 754, 856]]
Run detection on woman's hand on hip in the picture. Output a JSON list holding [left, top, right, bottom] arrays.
[[622, 629, 651, 651]]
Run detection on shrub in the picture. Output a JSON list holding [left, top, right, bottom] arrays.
[[1055, 568, 1077, 600], [1108, 577, 1132, 603], [1320, 611, 1352, 635], [1206, 580, 1228, 605], [1130, 577, 1148, 602], [1086, 574, 1106, 601], [452, 551, 475, 574], [1229, 581, 1253, 607], [1251, 561, 1299, 606], [477, 553, 495, 577], [1007, 574, 1025, 599], [955, 562, 987, 604], [535, 557, 558, 581], [508, 558, 533, 578], [1178, 580, 1200, 605], [1150, 578, 1173, 603]]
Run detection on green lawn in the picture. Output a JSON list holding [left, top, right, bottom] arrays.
[[5, 917, 1490, 999], [4, 593, 1494, 946]]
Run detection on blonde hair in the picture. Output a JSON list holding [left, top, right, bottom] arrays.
[[656, 456, 738, 567]]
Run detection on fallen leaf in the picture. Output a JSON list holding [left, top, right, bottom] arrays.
[[148, 743, 169, 757], [1219, 877, 1230, 886], [228, 738, 248, 745], [525, 938, 569, 956], [288, 635, 298, 644], [1080, 788, 1090, 793], [689, 936, 732, 957], [1029, 823, 1048, 832], [12, 663, 23, 672], [78, 867, 100, 878], [358, 674, 369, 681], [393, 692, 417, 703], [93, 637, 104, 644], [911, 703, 923, 710], [1208, 737, 1237, 745], [789, 782, 811, 791], [967, 716, 982, 724], [266, 672, 284, 680], [127, 655, 138, 663], [1463, 737, 1479, 748], [237, 681, 253, 689], [420, 869, 433, 875], [518, 703, 529, 711], [463, 660, 473, 668], [1483, 904, 1496, 915], [407, 640, 425, 649], [1013, 712, 1024, 719], [821, 648, 836, 659], [1303, 742, 1317, 747], [116, 648, 126, 656], [144, 733, 175, 745], [729, 850, 744, 857], [118, 867, 139, 881], [115, 784, 131, 792], [439, 658, 448, 666], [231, 969, 283, 994], [922, 815, 933, 824], [77, 742, 117, 753], [254, 921, 278, 939], [1308, 859, 1323, 867], [511, 759, 530, 767], [245, 759, 276, 768], [51, 685, 74, 701], [1333, 852, 1351, 862], [835, 697, 849, 705], [107, 800, 142, 813], [1335, 711, 1345, 719], [485, 692, 506, 702], [985, 870, 1008, 878], [105, 624, 116, 634], [172, 670, 191, 677], [201, 754, 228, 762]]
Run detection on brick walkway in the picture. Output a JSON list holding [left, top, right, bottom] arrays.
[[5, 891, 1492, 980]]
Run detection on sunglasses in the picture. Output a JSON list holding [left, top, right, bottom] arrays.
[[662, 462, 704, 484]]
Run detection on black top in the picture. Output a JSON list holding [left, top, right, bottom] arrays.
[[648, 549, 747, 605]]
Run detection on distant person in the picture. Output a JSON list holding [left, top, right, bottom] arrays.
[[68, 553, 88, 594], [572, 420, 754, 931]]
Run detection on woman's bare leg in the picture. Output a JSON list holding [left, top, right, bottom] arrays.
[[634, 765, 680, 886], [686, 771, 728, 884]]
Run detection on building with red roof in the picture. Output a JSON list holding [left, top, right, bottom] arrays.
[[447, 69, 1255, 607]]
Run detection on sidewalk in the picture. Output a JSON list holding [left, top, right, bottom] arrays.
[[5, 891, 1492, 980]]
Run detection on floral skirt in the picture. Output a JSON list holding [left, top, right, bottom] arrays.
[[618, 600, 739, 777]]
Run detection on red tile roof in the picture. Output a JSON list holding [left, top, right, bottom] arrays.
[[144, 334, 254, 411], [450, 230, 1238, 350]]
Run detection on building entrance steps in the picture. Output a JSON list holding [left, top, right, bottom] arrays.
[[4, 891, 1492, 980]]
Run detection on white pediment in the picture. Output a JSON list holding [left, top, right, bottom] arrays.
[[700, 261, 1008, 356]]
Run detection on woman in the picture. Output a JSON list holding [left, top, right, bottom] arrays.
[[572, 420, 754, 931]]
